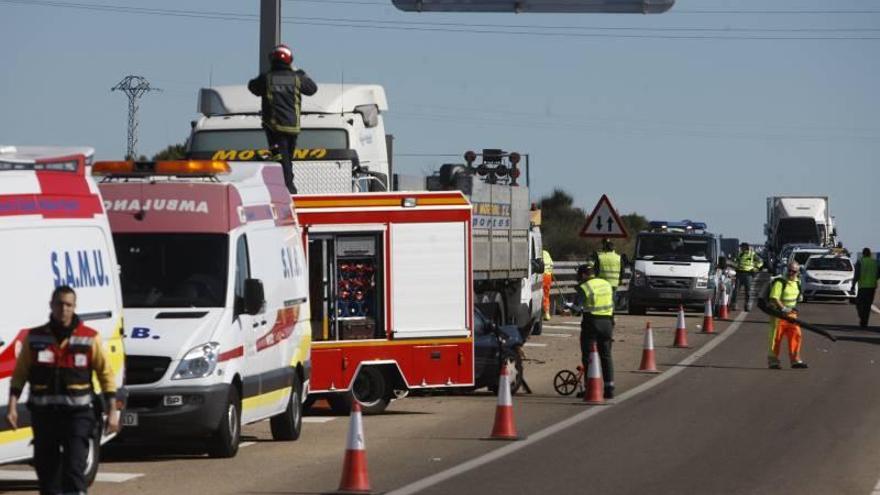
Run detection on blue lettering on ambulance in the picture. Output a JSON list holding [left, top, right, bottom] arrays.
[[50, 250, 111, 289]]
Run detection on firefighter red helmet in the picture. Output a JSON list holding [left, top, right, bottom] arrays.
[[270, 44, 293, 65]]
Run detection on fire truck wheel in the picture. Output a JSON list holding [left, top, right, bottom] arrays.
[[270, 375, 303, 441], [208, 387, 241, 458], [354, 367, 391, 415]]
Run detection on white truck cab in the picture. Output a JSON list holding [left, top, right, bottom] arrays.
[[0, 146, 126, 483], [94, 159, 310, 457], [628, 220, 720, 314], [188, 84, 391, 193]]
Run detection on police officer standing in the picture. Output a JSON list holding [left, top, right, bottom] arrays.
[[852, 248, 879, 328], [566, 262, 616, 399], [248, 44, 318, 194], [592, 238, 624, 307], [6, 286, 119, 494], [731, 242, 763, 311]]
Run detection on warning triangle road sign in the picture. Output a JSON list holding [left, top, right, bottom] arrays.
[[579, 194, 628, 238]]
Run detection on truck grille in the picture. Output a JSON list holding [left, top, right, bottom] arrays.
[[648, 277, 692, 290], [125, 355, 171, 385]]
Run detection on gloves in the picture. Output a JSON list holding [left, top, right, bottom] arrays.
[[781, 307, 792, 314]]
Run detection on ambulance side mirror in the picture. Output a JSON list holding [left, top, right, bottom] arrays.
[[243, 278, 265, 315]]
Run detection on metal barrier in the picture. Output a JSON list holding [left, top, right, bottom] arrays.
[[547, 261, 630, 314]]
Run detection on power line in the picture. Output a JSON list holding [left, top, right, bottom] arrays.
[[2, 0, 880, 40]]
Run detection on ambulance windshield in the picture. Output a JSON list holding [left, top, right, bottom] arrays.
[[636, 234, 713, 262], [113, 233, 229, 308], [189, 129, 349, 155]]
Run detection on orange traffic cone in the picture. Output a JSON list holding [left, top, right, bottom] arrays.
[[673, 305, 690, 348], [638, 322, 661, 373], [700, 298, 715, 334], [489, 364, 519, 440], [583, 342, 606, 405], [718, 285, 730, 320], [337, 400, 371, 493]]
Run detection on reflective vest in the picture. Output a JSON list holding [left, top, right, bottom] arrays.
[[579, 278, 614, 316], [26, 323, 98, 408], [597, 251, 622, 288], [266, 70, 303, 134], [860, 256, 878, 289], [542, 250, 554, 275], [769, 277, 801, 309], [737, 250, 761, 273]]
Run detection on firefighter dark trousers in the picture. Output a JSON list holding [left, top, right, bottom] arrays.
[[265, 129, 299, 194], [856, 288, 876, 327], [580, 315, 614, 390], [731, 272, 754, 310], [31, 407, 95, 495]]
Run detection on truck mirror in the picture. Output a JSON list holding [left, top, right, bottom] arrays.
[[243, 278, 265, 315], [532, 258, 545, 274]]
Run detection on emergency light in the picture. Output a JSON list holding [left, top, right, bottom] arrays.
[[648, 220, 708, 233], [93, 160, 231, 177]]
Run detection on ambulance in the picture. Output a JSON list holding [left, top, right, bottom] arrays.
[[0, 146, 126, 484], [94, 159, 310, 458]]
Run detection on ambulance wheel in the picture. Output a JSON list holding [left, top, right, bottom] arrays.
[[84, 419, 101, 486], [208, 387, 241, 458], [270, 375, 303, 441]]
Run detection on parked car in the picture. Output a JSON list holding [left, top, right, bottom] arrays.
[[473, 308, 524, 394], [801, 255, 856, 301]]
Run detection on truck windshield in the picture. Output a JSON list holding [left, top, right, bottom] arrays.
[[189, 129, 349, 154], [637, 235, 712, 261], [113, 233, 229, 308]]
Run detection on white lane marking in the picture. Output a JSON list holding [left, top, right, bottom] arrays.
[[240, 441, 257, 448], [387, 311, 749, 495], [541, 333, 571, 338], [524, 343, 547, 348], [303, 417, 337, 423], [871, 477, 880, 495], [871, 304, 880, 315], [542, 325, 578, 331], [0, 470, 143, 483], [551, 321, 581, 326]]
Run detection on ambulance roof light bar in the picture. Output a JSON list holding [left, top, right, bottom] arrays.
[[648, 220, 708, 233], [93, 160, 231, 177]]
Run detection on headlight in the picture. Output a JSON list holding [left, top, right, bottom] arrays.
[[805, 276, 820, 284], [842, 279, 853, 285], [172, 342, 220, 380], [632, 270, 646, 287], [696, 276, 709, 289]]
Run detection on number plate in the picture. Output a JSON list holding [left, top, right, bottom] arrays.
[[121, 412, 138, 427]]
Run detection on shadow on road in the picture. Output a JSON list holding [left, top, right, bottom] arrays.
[[0, 480, 39, 492], [101, 440, 211, 463]]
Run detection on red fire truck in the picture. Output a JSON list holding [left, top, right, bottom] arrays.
[[295, 191, 473, 414]]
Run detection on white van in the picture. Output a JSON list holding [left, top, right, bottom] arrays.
[[94, 159, 310, 457], [0, 146, 126, 483]]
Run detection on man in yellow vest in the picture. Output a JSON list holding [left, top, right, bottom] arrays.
[[592, 238, 623, 308], [852, 248, 879, 328], [732, 242, 763, 311], [542, 249, 554, 321], [767, 261, 808, 369], [566, 262, 616, 398]]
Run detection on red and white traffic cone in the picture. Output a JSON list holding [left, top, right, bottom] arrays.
[[700, 298, 716, 334], [337, 400, 371, 493], [489, 364, 519, 440], [638, 322, 661, 373], [673, 305, 690, 348], [718, 285, 730, 320], [583, 342, 606, 405]]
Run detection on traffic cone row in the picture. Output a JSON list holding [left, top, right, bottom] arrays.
[[638, 322, 660, 373], [489, 364, 519, 440], [718, 285, 730, 320], [337, 400, 371, 493], [673, 305, 690, 348], [700, 298, 715, 334], [583, 342, 606, 405]]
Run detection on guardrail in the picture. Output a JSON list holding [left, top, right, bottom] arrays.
[[548, 261, 630, 314]]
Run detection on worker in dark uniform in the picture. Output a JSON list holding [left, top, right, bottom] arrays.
[[591, 238, 625, 308], [248, 44, 318, 194], [731, 242, 763, 311], [566, 262, 616, 399], [853, 248, 879, 328], [6, 286, 119, 495]]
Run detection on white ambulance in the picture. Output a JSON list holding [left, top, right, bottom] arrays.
[[0, 146, 126, 483], [94, 159, 310, 457]]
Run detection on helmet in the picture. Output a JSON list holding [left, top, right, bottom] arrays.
[[577, 261, 596, 277], [270, 44, 293, 65]]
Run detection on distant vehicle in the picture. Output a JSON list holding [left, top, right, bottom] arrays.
[[801, 255, 856, 301], [765, 196, 836, 255], [628, 220, 720, 314], [473, 308, 524, 394], [719, 237, 740, 259], [778, 245, 833, 275]]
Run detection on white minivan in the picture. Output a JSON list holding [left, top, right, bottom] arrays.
[[0, 146, 126, 484], [94, 158, 311, 457]]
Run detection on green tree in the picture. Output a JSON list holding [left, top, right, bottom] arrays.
[[152, 143, 187, 161]]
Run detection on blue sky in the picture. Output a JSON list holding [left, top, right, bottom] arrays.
[[1, 0, 878, 250]]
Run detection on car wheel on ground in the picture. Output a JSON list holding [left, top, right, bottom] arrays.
[[270, 374, 303, 441], [208, 387, 241, 458]]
